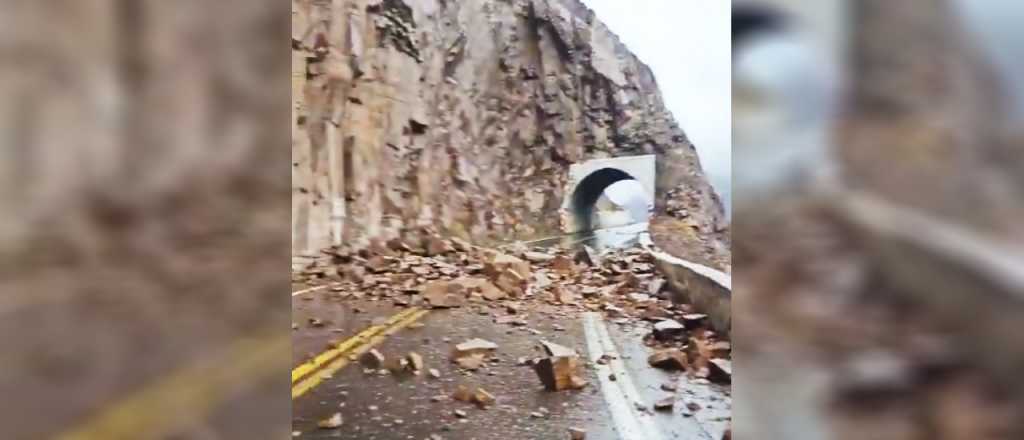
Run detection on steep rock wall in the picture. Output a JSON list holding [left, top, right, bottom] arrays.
[[292, 0, 726, 254]]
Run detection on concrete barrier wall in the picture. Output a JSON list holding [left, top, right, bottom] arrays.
[[642, 236, 732, 335]]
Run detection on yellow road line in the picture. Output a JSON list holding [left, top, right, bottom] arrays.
[[291, 307, 420, 384], [57, 332, 290, 440], [292, 308, 429, 399]]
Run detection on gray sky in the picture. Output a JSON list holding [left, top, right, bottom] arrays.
[[582, 0, 732, 210], [953, 0, 1024, 121]]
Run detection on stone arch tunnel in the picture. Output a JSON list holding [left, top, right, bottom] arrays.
[[561, 155, 657, 235], [570, 167, 641, 233]]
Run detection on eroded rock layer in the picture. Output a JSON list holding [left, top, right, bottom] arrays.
[[292, 0, 726, 254]]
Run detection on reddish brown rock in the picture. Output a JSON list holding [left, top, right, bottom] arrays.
[[648, 349, 688, 371], [534, 355, 588, 391], [472, 387, 496, 408], [494, 269, 527, 297], [483, 252, 532, 280], [551, 255, 577, 274]]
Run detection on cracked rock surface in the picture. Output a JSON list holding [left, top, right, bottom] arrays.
[[292, 0, 727, 255]]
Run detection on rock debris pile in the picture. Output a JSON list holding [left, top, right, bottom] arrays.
[[295, 230, 732, 389]]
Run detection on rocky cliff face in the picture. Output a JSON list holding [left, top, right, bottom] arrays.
[[292, 0, 726, 254]]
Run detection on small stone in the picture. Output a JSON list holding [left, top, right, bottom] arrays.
[[360, 349, 386, 369], [653, 319, 686, 340], [654, 397, 675, 411], [454, 353, 486, 370], [317, 413, 343, 429], [452, 338, 498, 357], [569, 427, 587, 440], [452, 385, 473, 402], [429, 368, 441, 379], [406, 352, 424, 372], [661, 382, 678, 392], [453, 409, 468, 419], [648, 349, 688, 371], [472, 387, 496, 408]]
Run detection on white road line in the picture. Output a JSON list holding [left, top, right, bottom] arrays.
[[291, 285, 330, 297], [582, 312, 666, 440]]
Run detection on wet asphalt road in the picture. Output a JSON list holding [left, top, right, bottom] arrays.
[[292, 289, 730, 439]]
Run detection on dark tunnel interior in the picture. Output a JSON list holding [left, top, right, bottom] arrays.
[[570, 167, 637, 233]]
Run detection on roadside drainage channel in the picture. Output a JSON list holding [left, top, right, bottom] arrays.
[[640, 234, 731, 336], [510, 227, 732, 336]]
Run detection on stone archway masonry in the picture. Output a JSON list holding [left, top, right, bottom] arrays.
[[560, 155, 657, 234]]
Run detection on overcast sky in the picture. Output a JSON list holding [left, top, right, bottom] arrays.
[[582, 0, 732, 211]]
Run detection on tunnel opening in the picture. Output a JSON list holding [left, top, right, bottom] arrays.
[[570, 167, 644, 234]]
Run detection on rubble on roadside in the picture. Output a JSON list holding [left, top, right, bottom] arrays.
[[294, 229, 732, 423]]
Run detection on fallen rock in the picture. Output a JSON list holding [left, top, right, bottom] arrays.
[[709, 341, 731, 358], [523, 251, 555, 263], [483, 252, 531, 280], [425, 235, 455, 256], [383, 357, 408, 374], [685, 337, 714, 370], [555, 287, 577, 305], [653, 397, 675, 412], [574, 246, 599, 266], [648, 349, 688, 371], [569, 427, 587, 440], [681, 313, 708, 330], [494, 269, 527, 297], [479, 281, 507, 301], [317, 413, 343, 429], [653, 319, 686, 340], [641, 306, 672, 322], [708, 359, 732, 384], [472, 387, 496, 408], [540, 340, 577, 357], [422, 280, 467, 309], [452, 338, 498, 357], [551, 255, 577, 274], [454, 353, 486, 370], [366, 255, 390, 273], [386, 237, 412, 253], [648, 278, 667, 296], [534, 355, 588, 391], [628, 293, 652, 303], [360, 349, 385, 369], [453, 409, 468, 419], [406, 352, 424, 372], [452, 385, 473, 402]]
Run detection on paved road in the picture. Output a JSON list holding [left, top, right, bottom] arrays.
[[292, 290, 730, 439]]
